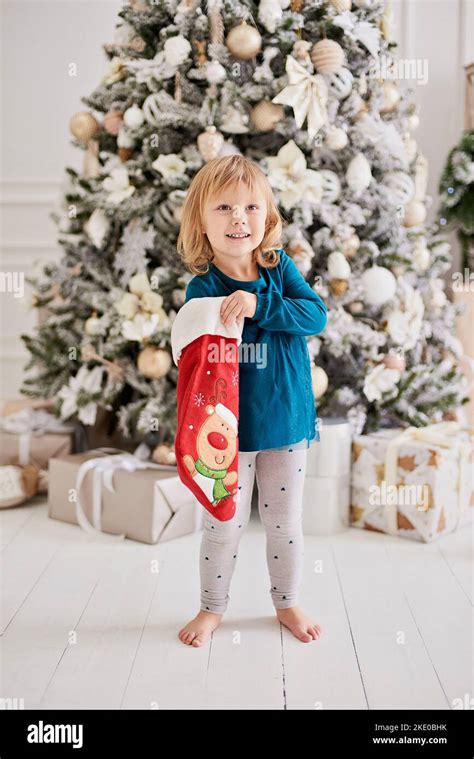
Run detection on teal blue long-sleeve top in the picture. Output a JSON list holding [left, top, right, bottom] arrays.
[[183, 249, 328, 452]]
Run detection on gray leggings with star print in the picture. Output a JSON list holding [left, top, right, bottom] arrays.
[[199, 444, 308, 614]]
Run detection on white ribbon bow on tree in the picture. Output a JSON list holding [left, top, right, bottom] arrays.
[[272, 55, 329, 140]]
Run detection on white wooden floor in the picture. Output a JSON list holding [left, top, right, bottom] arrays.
[[1, 496, 472, 710]]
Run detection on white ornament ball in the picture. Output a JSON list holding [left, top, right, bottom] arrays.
[[258, 0, 283, 33], [311, 365, 329, 400], [163, 35, 192, 67], [384, 171, 415, 205], [346, 152, 372, 195], [360, 266, 397, 307], [85, 313, 101, 336], [320, 170, 341, 203], [328, 251, 351, 279], [325, 67, 353, 99], [325, 126, 348, 150], [403, 200, 426, 227], [123, 104, 145, 129], [143, 94, 164, 126], [205, 60, 227, 84], [117, 127, 135, 149]]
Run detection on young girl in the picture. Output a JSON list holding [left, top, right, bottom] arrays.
[[175, 154, 328, 647]]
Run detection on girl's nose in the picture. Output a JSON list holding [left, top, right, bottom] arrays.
[[207, 431, 228, 450], [232, 204, 245, 220]]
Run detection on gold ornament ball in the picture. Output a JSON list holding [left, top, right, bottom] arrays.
[[329, 278, 349, 297], [85, 312, 101, 336], [118, 147, 134, 162], [382, 351, 406, 372], [197, 126, 224, 161], [403, 200, 426, 227], [152, 444, 176, 466], [330, 0, 351, 10], [137, 346, 172, 379], [310, 39, 345, 74], [104, 110, 124, 135], [70, 112, 100, 142], [342, 233, 360, 258], [311, 365, 329, 400], [348, 300, 363, 314], [250, 100, 284, 132], [226, 21, 262, 60], [380, 81, 401, 113]]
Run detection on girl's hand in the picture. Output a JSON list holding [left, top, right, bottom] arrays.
[[220, 290, 257, 326]]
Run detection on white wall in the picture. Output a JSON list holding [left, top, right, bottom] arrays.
[[1, 0, 472, 397], [1, 0, 122, 396]]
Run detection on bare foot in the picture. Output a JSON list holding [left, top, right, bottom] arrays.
[[276, 606, 322, 643], [178, 610, 223, 647]]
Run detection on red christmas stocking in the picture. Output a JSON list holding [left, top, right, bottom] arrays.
[[171, 297, 244, 521]]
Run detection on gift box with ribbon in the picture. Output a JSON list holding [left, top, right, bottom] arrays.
[[0, 408, 77, 471], [350, 422, 473, 542], [47, 448, 203, 544], [303, 418, 352, 536]]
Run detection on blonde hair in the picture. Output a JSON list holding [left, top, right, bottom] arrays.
[[176, 154, 284, 276]]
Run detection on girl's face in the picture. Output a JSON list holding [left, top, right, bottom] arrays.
[[201, 183, 267, 263]]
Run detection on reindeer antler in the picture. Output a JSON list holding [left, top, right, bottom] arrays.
[[209, 377, 227, 405]]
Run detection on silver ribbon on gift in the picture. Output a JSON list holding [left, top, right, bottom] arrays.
[[383, 422, 473, 535], [0, 408, 76, 466], [74, 449, 177, 542]]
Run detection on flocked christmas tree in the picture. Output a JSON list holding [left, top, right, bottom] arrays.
[[21, 0, 470, 456]]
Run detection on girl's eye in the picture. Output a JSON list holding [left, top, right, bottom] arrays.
[[217, 204, 260, 211]]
